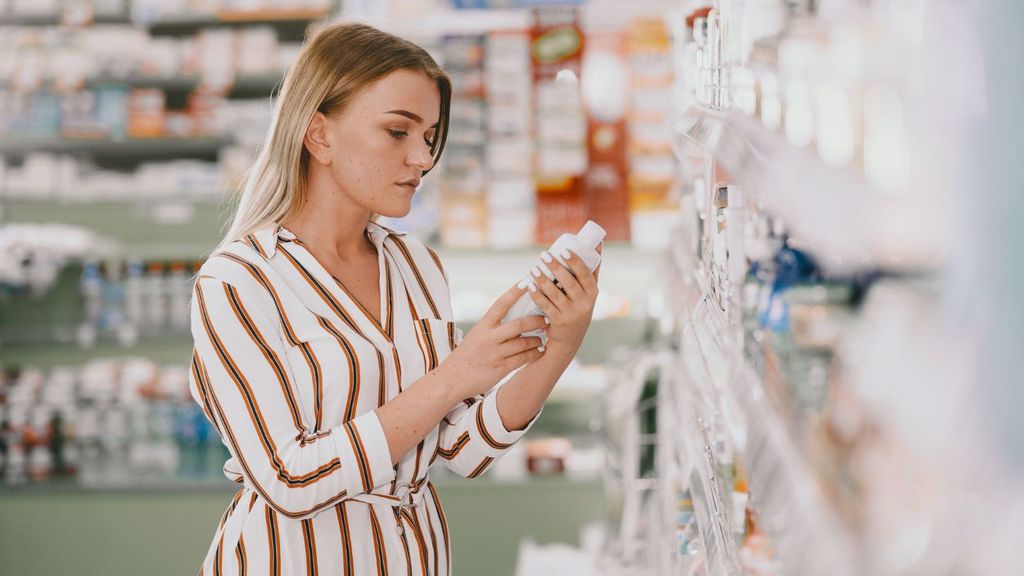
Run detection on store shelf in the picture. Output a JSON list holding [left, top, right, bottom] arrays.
[[0, 12, 130, 26], [666, 230, 861, 576], [0, 135, 233, 161], [675, 106, 936, 275], [0, 197, 229, 261], [0, 72, 286, 97], [144, 8, 330, 39], [363, 8, 531, 37]]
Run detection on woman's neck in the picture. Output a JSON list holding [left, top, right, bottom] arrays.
[[282, 178, 375, 262]]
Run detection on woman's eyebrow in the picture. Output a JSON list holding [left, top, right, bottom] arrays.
[[385, 109, 439, 127]]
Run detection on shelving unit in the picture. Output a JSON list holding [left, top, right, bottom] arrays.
[[0, 136, 233, 160], [580, 2, 973, 575], [0, 73, 286, 98]]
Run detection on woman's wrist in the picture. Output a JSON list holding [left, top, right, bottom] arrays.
[[427, 363, 464, 409]]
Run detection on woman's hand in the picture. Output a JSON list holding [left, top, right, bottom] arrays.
[[438, 284, 548, 402], [527, 244, 602, 353]]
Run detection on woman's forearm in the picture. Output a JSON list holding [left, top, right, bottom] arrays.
[[494, 340, 576, 431], [376, 367, 460, 465]]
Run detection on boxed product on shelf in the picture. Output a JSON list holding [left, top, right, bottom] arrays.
[[126, 87, 165, 137], [530, 6, 588, 245]]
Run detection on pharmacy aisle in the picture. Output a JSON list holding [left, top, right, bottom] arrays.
[[2, 1, 1022, 576], [0, 1, 660, 575], [594, 1, 1024, 576]]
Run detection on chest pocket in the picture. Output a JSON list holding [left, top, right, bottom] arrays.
[[414, 318, 462, 371]]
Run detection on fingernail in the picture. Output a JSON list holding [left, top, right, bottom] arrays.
[[559, 248, 572, 260], [538, 345, 545, 352], [530, 266, 541, 278], [516, 279, 530, 289], [543, 316, 550, 325], [528, 283, 537, 292], [540, 251, 553, 263]]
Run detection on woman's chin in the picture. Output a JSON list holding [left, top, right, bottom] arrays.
[[375, 202, 413, 220]]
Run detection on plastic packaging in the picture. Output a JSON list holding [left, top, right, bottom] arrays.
[[502, 220, 606, 337]]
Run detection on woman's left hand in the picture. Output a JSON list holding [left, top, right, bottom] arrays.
[[527, 244, 602, 352]]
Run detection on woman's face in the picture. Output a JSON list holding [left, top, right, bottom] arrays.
[[306, 69, 441, 218]]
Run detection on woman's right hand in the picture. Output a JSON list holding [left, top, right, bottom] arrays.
[[438, 284, 548, 402]]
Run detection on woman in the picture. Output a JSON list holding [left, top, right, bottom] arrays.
[[189, 21, 600, 575]]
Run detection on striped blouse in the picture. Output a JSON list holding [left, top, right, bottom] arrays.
[[188, 220, 542, 576]]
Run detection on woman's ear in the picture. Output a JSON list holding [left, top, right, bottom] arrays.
[[304, 111, 333, 165]]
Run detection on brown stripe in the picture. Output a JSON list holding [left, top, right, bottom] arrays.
[[418, 320, 439, 371], [216, 252, 301, 345], [390, 343, 403, 393], [476, 402, 514, 450], [235, 535, 247, 576], [436, 432, 470, 461], [248, 493, 258, 512], [197, 283, 339, 485], [192, 352, 223, 437], [216, 253, 327, 432], [302, 519, 318, 576], [424, 245, 446, 281], [199, 358, 352, 516], [214, 532, 224, 576], [421, 503, 440, 576], [393, 509, 414, 576], [385, 263, 395, 340], [426, 483, 450, 570], [377, 350, 387, 408], [410, 440, 424, 494], [468, 457, 493, 479], [336, 503, 354, 576], [245, 234, 267, 260], [315, 316, 361, 421], [266, 506, 280, 576], [408, 293, 430, 374], [401, 508, 430, 576], [220, 488, 244, 531], [447, 323, 456, 351], [368, 507, 390, 576], [222, 283, 307, 433], [195, 351, 352, 519], [277, 243, 363, 334], [330, 270, 391, 342], [344, 421, 373, 492], [390, 236, 440, 318]]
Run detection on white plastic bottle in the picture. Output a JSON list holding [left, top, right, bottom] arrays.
[[502, 220, 606, 338]]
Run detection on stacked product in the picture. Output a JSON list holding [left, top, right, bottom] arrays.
[[0, 358, 225, 487], [483, 31, 534, 248], [624, 17, 678, 249], [528, 6, 588, 245], [438, 34, 489, 247]]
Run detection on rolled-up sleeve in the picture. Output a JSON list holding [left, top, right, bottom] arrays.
[[435, 364, 543, 478], [189, 275, 395, 519]]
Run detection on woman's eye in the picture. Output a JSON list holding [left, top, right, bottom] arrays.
[[387, 129, 408, 139]]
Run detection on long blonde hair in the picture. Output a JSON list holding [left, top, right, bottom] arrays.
[[216, 21, 452, 253]]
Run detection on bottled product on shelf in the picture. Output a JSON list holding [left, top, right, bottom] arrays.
[[0, 358, 228, 488], [649, 1, 987, 575]]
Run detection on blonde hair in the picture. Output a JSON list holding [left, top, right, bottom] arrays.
[[216, 21, 452, 252]]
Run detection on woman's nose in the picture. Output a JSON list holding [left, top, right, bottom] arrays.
[[407, 146, 434, 171]]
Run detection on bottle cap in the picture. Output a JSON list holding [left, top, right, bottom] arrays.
[[576, 221, 607, 248]]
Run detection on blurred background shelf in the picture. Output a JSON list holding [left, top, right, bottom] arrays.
[[0, 73, 286, 98], [0, 136, 233, 161], [0, 12, 131, 26], [144, 7, 330, 37]]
